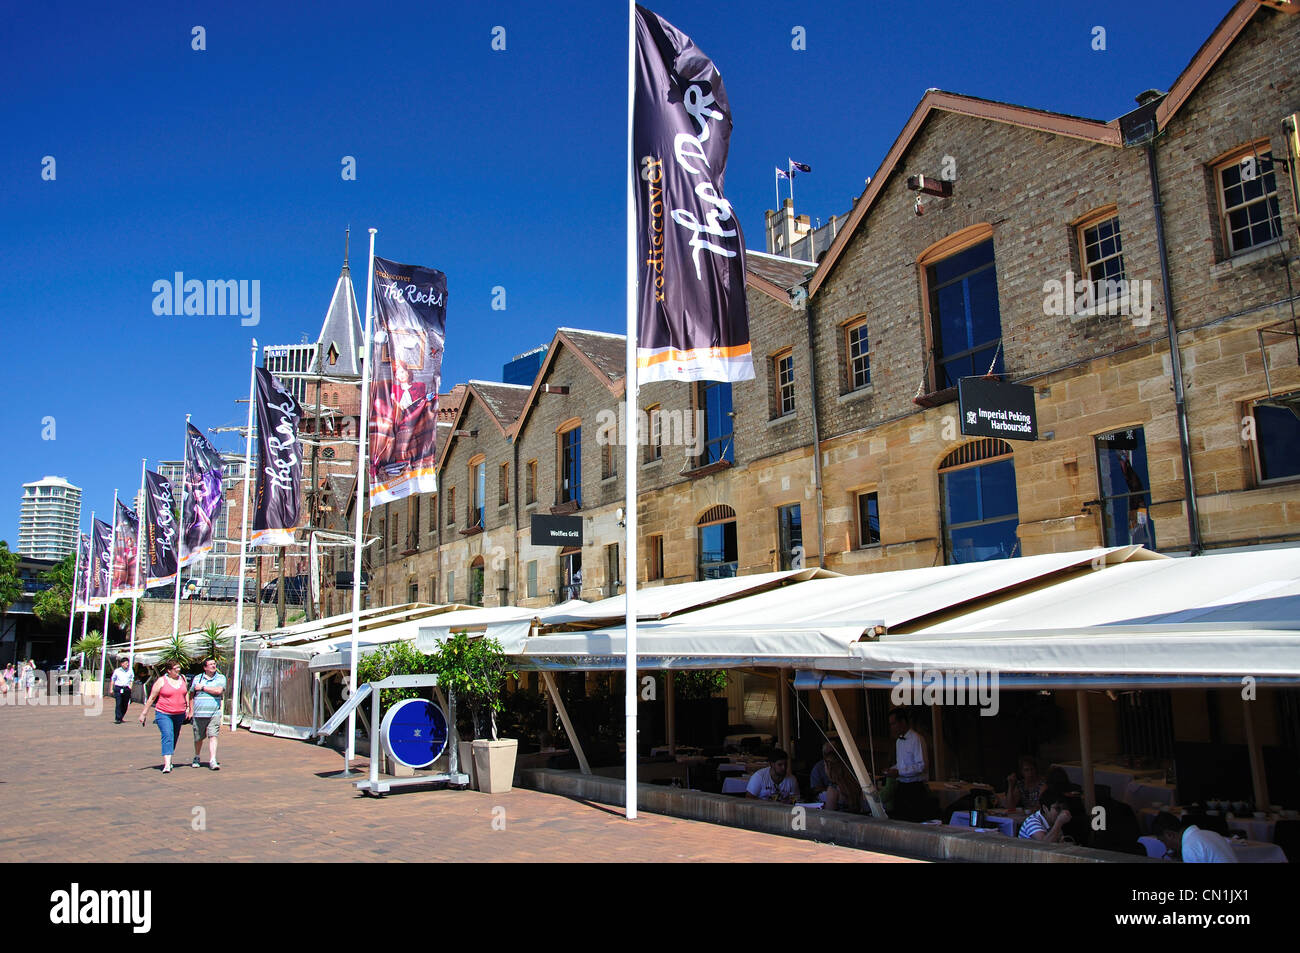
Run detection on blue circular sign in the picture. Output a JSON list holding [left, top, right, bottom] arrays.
[[380, 698, 449, 769]]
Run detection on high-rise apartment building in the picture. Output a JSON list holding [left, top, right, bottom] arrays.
[[17, 476, 82, 560]]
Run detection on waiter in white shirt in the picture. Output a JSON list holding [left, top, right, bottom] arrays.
[[110, 657, 134, 724], [885, 708, 929, 821]]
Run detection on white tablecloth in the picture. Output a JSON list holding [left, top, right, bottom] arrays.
[[721, 776, 751, 794], [930, 781, 995, 811], [1124, 780, 1177, 811], [1223, 816, 1277, 843], [1231, 840, 1288, 863]]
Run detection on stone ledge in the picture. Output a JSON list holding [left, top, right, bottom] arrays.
[[519, 768, 1148, 864]]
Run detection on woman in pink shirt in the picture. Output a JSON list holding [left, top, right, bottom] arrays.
[[138, 661, 192, 773]]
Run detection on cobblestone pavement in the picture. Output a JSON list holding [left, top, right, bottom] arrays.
[[0, 700, 921, 863]]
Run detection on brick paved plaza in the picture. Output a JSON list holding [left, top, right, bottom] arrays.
[[0, 700, 919, 863]]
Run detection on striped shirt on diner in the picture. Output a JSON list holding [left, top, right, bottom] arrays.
[[1018, 809, 1050, 840]]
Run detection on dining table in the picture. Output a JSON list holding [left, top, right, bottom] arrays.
[[949, 809, 1026, 837], [930, 780, 996, 811]]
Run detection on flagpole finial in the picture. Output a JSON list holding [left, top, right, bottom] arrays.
[[368, 227, 377, 235]]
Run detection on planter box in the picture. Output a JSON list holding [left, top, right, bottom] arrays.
[[472, 739, 518, 795], [458, 741, 478, 790], [384, 755, 415, 778], [81, 681, 103, 698]]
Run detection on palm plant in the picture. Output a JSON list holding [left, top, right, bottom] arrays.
[[199, 620, 229, 666], [156, 632, 193, 672], [72, 631, 104, 672]]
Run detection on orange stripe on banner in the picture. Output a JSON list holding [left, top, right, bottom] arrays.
[[636, 343, 752, 368], [370, 467, 438, 494]]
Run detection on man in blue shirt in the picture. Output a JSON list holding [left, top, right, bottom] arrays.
[[189, 658, 226, 770]]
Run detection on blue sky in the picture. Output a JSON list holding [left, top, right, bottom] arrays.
[[0, 0, 1236, 545]]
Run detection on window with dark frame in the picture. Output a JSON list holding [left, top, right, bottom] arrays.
[[773, 350, 795, 416], [446, 486, 456, 526], [559, 427, 582, 505], [647, 534, 664, 581], [939, 440, 1019, 565], [697, 506, 738, 580], [1217, 149, 1283, 256], [1095, 428, 1157, 550], [644, 404, 663, 463], [601, 441, 616, 480], [1250, 394, 1300, 484], [927, 239, 1003, 391], [777, 503, 803, 570], [857, 491, 881, 547], [1078, 212, 1126, 301], [498, 463, 509, 506], [846, 320, 871, 390], [527, 560, 538, 598], [468, 557, 485, 607], [698, 381, 734, 465], [470, 461, 485, 529], [526, 460, 537, 505]]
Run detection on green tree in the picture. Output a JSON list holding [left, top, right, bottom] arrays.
[[429, 633, 515, 740], [33, 552, 76, 625], [356, 641, 438, 714], [198, 620, 229, 666], [156, 632, 194, 672], [0, 543, 23, 653]]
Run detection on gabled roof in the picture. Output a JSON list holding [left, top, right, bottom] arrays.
[[746, 251, 814, 302], [1154, 1, 1290, 130], [809, 90, 1119, 296], [311, 259, 364, 377], [809, 1, 1285, 297], [435, 380, 530, 470], [509, 327, 628, 442]]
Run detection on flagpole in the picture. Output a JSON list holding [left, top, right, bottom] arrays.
[[788, 159, 795, 207], [128, 459, 146, 669], [100, 489, 118, 685], [171, 414, 191, 647], [346, 227, 378, 772], [231, 340, 257, 731], [774, 168, 780, 211], [79, 510, 94, 654], [63, 525, 82, 670], [624, 0, 639, 821]]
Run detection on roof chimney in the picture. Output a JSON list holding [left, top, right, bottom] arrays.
[[1135, 89, 1166, 106]]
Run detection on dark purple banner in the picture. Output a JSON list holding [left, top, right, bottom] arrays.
[[634, 5, 752, 384], [89, 518, 113, 607], [181, 423, 224, 566], [253, 366, 302, 546], [144, 470, 179, 587], [73, 532, 91, 611]]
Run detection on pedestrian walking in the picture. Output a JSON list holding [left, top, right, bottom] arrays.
[[1, 663, 12, 696], [110, 657, 134, 723], [22, 660, 37, 701], [138, 662, 191, 773], [188, 658, 226, 770]]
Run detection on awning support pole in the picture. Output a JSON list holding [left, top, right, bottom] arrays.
[[819, 687, 886, 818], [542, 670, 591, 775], [665, 671, 676, 757], [1243, 695, 1270, 811], [778, 668, 791, 757], [1077, 691, 1096, 811]]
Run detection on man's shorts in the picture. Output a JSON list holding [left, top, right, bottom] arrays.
[[192, 715, 221, 740]]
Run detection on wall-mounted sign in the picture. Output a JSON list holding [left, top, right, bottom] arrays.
[[958, 377, 1038, 441], [531, 514, 583, 547]]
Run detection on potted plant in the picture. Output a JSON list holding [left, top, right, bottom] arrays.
[[72, 631, 104, 697], [430, 632, 517, 793]]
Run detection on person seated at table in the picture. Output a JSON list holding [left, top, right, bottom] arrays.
[[746, 748, 800, 803], [1151, 811, 1237, 863], [809, 742, 835, 798], [884, 709, 928, 821], [1018, 787, 1072, 843], [1004, 755, 1044, 812], [822, 749, 863, 813]]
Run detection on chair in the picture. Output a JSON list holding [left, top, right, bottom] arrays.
[[1273, 819, 1300, 863], [1092, 798, 1145, 855]]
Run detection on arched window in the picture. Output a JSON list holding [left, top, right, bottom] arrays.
[[697, 504, 738, 580], [938, 439, 1018, 564], [469, 556, 485, 606]]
